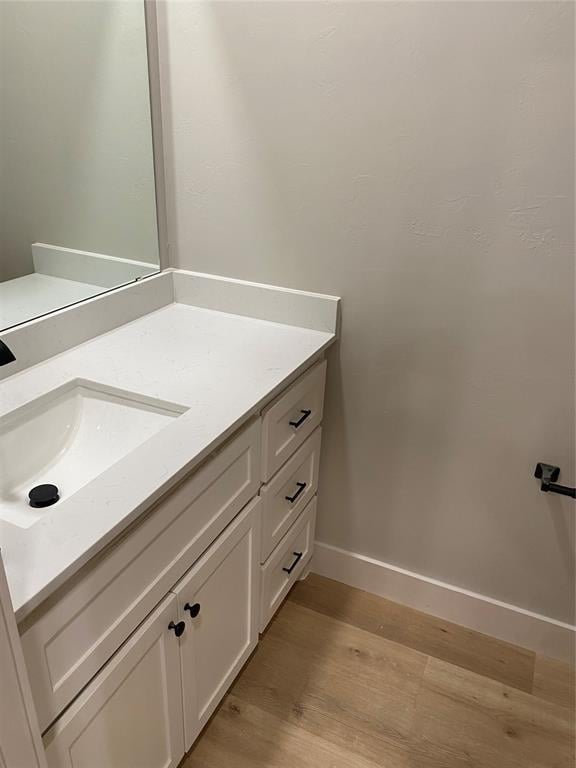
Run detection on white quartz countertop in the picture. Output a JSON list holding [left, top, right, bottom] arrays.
[[0, 302, 334, 621]]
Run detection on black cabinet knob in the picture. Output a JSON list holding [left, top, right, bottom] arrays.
[[184, 602, 201, 618], [168, 620, 186, 637]]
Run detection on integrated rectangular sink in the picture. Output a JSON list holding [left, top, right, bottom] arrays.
[[0, 380, 187, 529]]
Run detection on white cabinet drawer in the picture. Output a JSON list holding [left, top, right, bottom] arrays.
[[43, 593, 184, 768], [21, 419, 261, 732], [260, 497, 316, 632], [172, 498, 261, 750], [260, 427, 321, 562], [261, 360, 326, 481]]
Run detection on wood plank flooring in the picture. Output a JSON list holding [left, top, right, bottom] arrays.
[[183, 574, 575, 768]]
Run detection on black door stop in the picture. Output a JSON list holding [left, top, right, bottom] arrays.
[[534, 463, 576, 499]]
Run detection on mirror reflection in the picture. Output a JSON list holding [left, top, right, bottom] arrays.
[[0, 0, 160, 331]]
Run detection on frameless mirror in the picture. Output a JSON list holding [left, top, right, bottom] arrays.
[[0, 0, 160, 331]]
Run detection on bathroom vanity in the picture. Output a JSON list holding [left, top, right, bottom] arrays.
[[0, 5, 340, 761], [0, 270, 339, 768]]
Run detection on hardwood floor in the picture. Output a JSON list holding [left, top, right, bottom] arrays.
[[182, 574, 575, 768]]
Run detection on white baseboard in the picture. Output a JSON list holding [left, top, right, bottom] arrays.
[[312, 542, 575, 664]]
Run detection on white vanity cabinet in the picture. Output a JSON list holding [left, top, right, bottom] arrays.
[[17, 357, 327, 768]]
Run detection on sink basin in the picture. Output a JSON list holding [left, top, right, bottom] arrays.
[[0, 379, 186, 528]]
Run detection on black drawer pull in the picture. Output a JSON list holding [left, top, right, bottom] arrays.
[[184, 602, 201, 618], [282, 551, 303, 575], [289, 409, 312, 429], [168, 620, 186, 637], [285, 482, 307, 504]]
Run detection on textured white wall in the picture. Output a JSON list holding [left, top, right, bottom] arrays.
[[0, 0, 158, 282], [160, 0, 575, 623]]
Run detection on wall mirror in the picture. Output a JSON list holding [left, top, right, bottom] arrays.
[[0, 0, 161, 331]]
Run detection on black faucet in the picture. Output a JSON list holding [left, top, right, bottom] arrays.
[[0, 339, 16, 366]]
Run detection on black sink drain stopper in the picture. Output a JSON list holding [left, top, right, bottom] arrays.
[[28, 484, 60, 508]]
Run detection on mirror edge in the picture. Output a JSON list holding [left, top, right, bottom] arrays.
[[144, 0, 169, 271]]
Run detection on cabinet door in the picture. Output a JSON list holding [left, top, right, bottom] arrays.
[[43, 594, 184, 768], [173, 498, 261, 750]]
